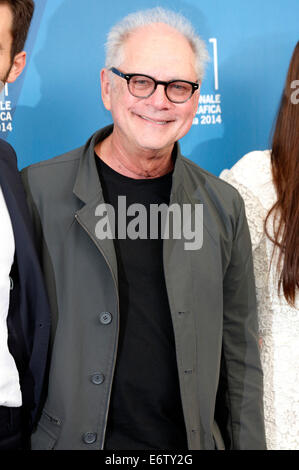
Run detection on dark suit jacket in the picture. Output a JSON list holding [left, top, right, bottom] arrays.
[[0, 139, 50, 431]]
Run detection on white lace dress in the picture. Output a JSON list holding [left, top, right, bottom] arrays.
[[220, 150, 299, 450]]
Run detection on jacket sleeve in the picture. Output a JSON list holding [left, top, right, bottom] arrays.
[[217, 195, 266, 449], [21, 167, 59, 352], [20, 167, 43, 255]]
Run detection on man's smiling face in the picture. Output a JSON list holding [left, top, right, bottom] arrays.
[[101, 23, 200, 156]]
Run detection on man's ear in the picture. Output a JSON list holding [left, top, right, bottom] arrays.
[[6, 51, 26, 84], [100, 68, 112, 111]]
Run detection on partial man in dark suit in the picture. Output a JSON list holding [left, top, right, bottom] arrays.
[[0, 0, 50, 450]]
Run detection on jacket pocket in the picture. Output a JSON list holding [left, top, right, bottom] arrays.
[[31, 409, 62, 450], [212, 421, 225, 450]]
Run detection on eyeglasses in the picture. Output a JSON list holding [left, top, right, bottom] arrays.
[[110, 67, 199, 104]]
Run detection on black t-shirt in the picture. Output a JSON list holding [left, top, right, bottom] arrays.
[[95, 154, 188, 450]]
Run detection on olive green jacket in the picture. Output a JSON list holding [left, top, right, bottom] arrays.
[[21, 125, 266, 450]]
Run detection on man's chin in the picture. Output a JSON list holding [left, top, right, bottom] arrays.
[[135, 126, 174, 148], [135, 138, 174, 154]]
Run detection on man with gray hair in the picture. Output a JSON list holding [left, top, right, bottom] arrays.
[[22, 7, 266, 450]]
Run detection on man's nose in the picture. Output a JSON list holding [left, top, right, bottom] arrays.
[[146, 84, 170, 108]]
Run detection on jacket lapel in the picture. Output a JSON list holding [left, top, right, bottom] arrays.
[[73, 127, 118, 285]]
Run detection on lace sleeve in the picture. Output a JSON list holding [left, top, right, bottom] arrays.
[[220, 170, 266, 251]]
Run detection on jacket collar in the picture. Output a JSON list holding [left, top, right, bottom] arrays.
[[73, 124, 185, 204], [73, 125, 112, 204]]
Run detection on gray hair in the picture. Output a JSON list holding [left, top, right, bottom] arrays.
[[105, 7, 209, 81]]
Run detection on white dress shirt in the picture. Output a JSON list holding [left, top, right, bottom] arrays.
[[0, 184, 22, 407]]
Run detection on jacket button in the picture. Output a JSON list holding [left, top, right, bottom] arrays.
[[9, 276, 13, 290], [91, 373, 105, 385], [83, 432, 97, 444], [99, 312, 112, 325]]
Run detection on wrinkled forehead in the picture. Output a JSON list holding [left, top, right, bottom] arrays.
[[120, 24, 197, 80]]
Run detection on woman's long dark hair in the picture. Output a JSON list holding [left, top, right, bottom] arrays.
[[265, 41, 299, 306]]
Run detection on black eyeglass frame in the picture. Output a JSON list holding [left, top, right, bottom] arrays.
[[109, 67, 199, 103]]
